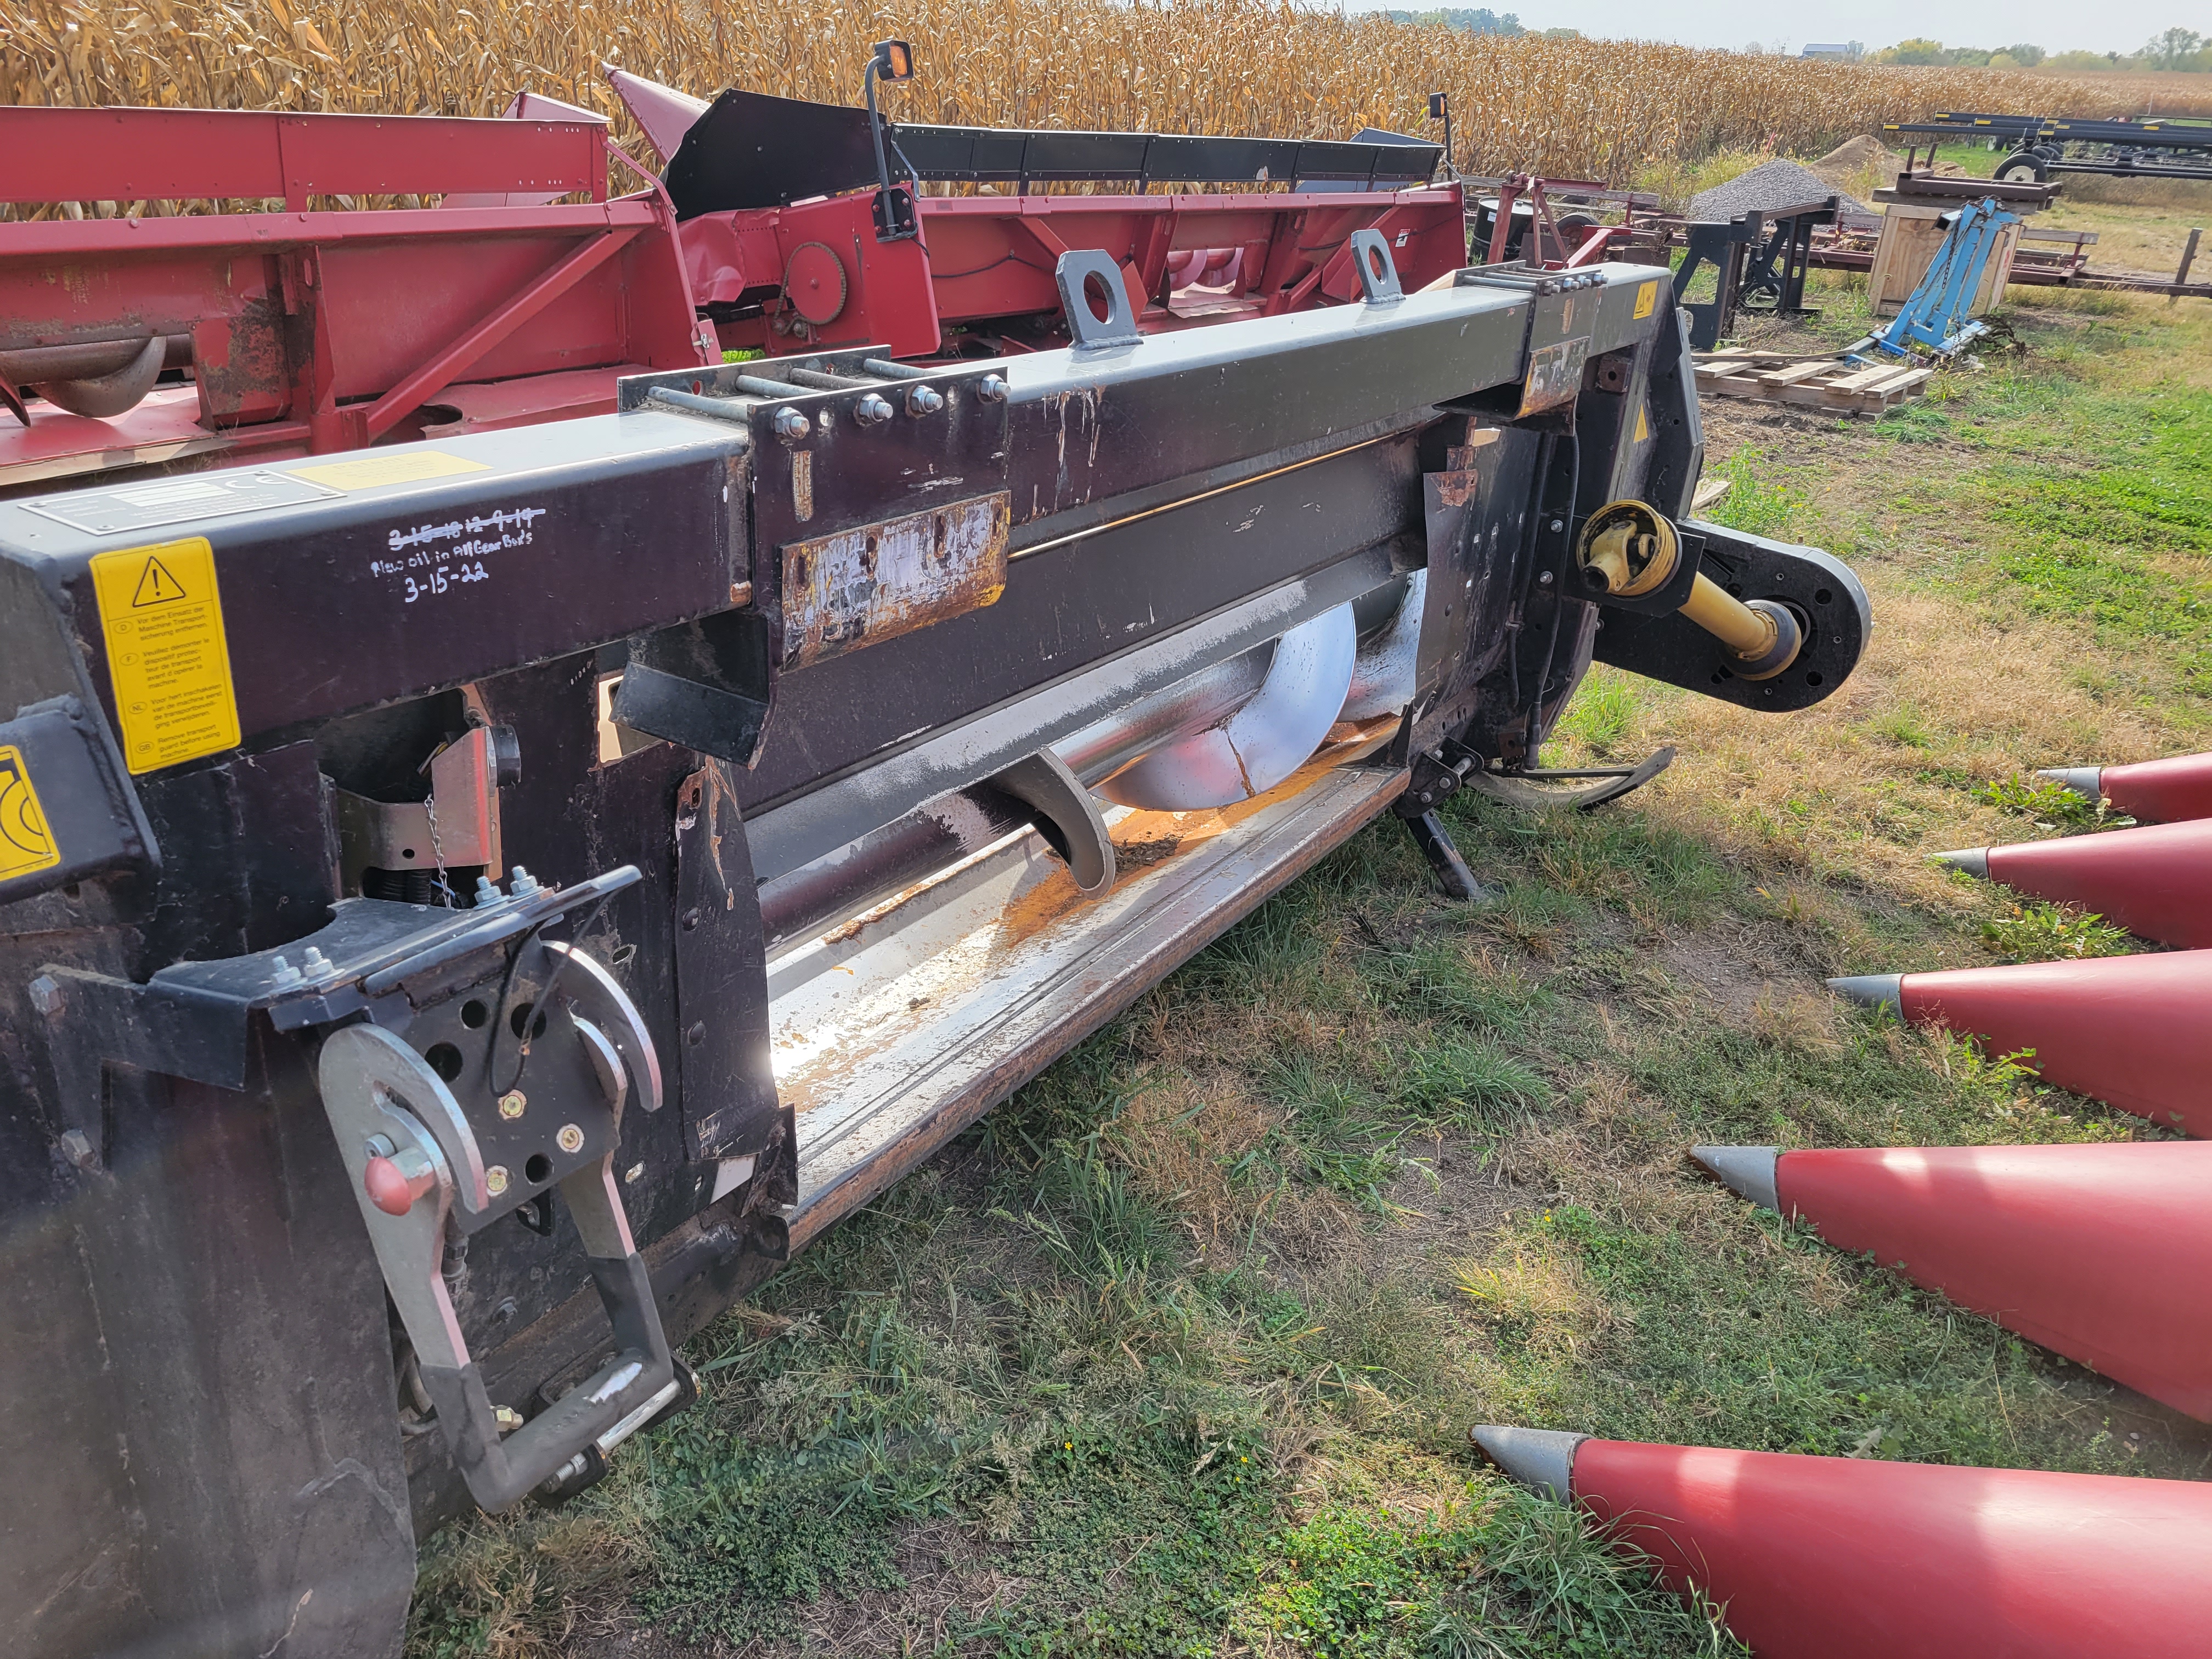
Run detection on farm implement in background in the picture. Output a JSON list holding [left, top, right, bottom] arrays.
[[1846, 195, 2020, 361], [0, 48, 1459, 494], [0, 44, 1871, 1653], [1805, 161, 2208, 304], [614, 63, 1461, 363], [1883, 109, 2212, 186], [1456, 172, 1667, 271]]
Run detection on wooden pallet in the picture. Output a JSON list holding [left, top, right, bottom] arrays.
[[1692, 352, 1934, 414]]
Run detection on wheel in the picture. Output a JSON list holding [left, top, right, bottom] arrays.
[[1555, 210, 1598, 248], [1994, 151, 2045, 184]]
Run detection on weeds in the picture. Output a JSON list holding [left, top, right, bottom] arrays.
[[1399, 1038, 1551, 1130], [1972, 772, 2113, 830], [1703, 449, 1813, 542], [1240, 1487, 1743, 1658], [1979, 901, 2135, 962], [1554, 667, 1640, 758]]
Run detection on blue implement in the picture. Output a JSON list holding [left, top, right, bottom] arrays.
[[1849, 196, 2020, 362]]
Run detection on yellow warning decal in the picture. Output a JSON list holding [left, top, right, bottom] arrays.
[[287, 450, 491, 492], [89, 535, 241, 775], [0, 744, 61, 881], [1634, 403, 1650, 442], [1632, 281, 1660, 320]]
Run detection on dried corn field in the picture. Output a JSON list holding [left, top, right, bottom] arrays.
[[7, 0, 2210, 187]]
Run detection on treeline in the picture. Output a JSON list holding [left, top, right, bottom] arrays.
[[1383, 9, 1528, 37], [1873, 29, 2211, 72]]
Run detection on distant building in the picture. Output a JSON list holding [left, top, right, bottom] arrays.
[[1800, 43, 1857, 59]]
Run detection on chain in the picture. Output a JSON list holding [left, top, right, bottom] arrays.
[[422, 788, 455, 906]]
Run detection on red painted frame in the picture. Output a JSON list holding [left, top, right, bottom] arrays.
[[0, 105, 708, 488], [691, 185, 1467, 359], [0, 101, 1464, 489], [4, 108, 610, 211]]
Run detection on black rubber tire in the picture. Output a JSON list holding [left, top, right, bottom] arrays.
[[1994, 151, 2045, 184]]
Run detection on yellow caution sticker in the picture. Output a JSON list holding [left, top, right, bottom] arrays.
[[0, 744, 60, 881], [1634, 403, 1651, 442], [1633, 280, 1660, 320], [287, 450, 491, 492], [89, 536, 241, 775]]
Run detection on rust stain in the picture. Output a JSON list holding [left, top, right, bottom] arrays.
[[992, 719, 1404, 955], [775, 724, 1406, 1115], [779, 490, 1011, 669], [791, 448, 814, 523], [1432, 467, 1478, 508], [1519, 334, 1592, 417]]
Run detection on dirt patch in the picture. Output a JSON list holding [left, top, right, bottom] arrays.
[[1377, 1128, 1549, 1261], [1811, 134, 1898, 178], [1654, 929, 1786, 1025]]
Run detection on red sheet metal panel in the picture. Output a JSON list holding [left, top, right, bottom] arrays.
[[0, 103, 701, 479], [0, 106, 607, 208]]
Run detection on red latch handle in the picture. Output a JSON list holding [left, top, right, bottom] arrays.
[[364, 1151, 438, 1216]]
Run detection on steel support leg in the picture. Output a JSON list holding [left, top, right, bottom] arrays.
[[1399, 806, 1486, 900]]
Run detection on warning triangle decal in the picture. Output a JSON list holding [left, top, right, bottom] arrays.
[[131, 555, 188, 607]]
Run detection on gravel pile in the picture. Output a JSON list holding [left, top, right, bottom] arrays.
[[1688, 159, 1874, 225]]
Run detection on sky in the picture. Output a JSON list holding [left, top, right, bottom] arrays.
[[1338, 1, 2189, 58]]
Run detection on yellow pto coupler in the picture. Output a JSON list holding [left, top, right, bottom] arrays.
[[1576, 499, 1803, 681]]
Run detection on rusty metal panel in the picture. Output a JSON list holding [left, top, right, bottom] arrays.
[[1518, 334, 1592, 416], [778, 492, 1011, 669]]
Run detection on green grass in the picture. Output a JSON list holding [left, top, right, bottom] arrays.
[[1551, 668, 1639, 757], [1971, 772, 2114, 830], [408, 286, 2212, 1659], [1977, 900, 2136, 962], [1720, 290, 2212, 701]]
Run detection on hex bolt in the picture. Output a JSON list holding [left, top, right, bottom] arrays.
[[301, 946, 331, 975], [269, 954, 302, 989], [473, 874, 504, 906], [58, 1128, 98, 1172], [499, 1091, 528, 1120], [493, 1405, 524, 1434], [486, 1165, 510, 1197], [556, 1124, 585, 1154], [1538, 570, 1554, 585], [1549, 518, 1565, 533], [507, 866, 541, 899], [772, 406, 811, 441], [26, 974, 63, 1019], [976, 374, 1008, 403], [854, 393, 894, 427], [905, 385, 945, 417]]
